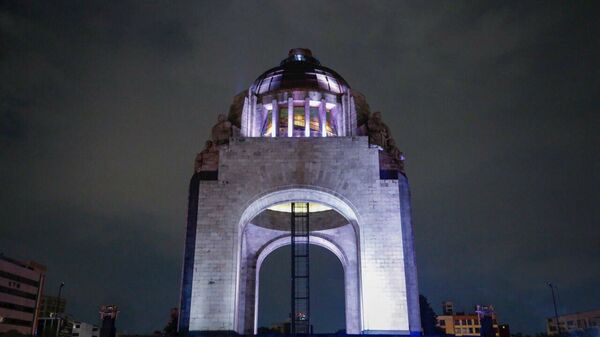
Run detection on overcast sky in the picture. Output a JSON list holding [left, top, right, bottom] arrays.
[[1, 1, 599, 335]]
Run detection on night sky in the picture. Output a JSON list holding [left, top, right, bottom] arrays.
[[1, 1, 599, 335]]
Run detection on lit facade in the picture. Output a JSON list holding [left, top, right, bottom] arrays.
[[72, 321, 100, 337], [179, 49, 420, 335], [436, 304, 500, 337], [0, 254, 46, 335], [546, 309, 600, 335]]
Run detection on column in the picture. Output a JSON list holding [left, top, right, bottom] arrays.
[[288, 97, 294, 137], [304, 97, 310, 137], [341, 94, 347, 136], [333, 106, 340, 137], [271, 99, 278, 137], [319, 98, 326, 137]]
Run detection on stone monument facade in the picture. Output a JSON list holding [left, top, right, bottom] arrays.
[[179, 49, 421, 335]]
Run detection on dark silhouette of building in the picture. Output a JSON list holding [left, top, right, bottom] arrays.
[[39, 296, 67, 318], [98, 305, 118, 337], [498, 324, 510, 337]]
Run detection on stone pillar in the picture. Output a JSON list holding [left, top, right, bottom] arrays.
[[250, 94, 259, 137], [319, 98, 326, 137], [178, 173, 201, 334], [304, 97, 310, 137], [333, 106, 340, 136], [288, 97, 294, 137], [349, 92, 357, 136], [241, 96, 250, 137], [398, 174, 422, 335], [271, 99, 278, 137], [341, 94, 348, 136]]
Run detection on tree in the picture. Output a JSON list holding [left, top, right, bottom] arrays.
[[420, 294, 439, 336], [162, 308, 178, 336]]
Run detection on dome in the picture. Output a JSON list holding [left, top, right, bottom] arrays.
[[251, 48, 350, 96]]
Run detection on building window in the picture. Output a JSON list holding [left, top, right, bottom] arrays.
[[439, 320, 446, 326], [279, 107, 289, 133], [263, 113, 273, 136], [261, 101, 338, 137], [293, 107, 305, 128]]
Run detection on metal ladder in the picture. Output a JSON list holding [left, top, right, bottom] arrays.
[[291, 202, 310, 335]]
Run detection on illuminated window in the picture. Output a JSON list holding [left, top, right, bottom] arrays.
[[308, 107, 319, 134], [261, 100, 339, 137], [279, 108, 288, 131], [263, 112, 273, 136], [293, 107, 305, 129], [326, 109, 336, 135]]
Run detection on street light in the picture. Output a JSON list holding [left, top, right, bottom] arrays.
[[548, 283, 561, 335], [55, 282, 65, 337]]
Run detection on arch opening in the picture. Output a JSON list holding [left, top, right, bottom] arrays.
[[256, 244, 346, 334], [235, 187, 362, 335]]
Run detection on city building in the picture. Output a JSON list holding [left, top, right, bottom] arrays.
[[37, 315, 73, 337], [179, 48, 421, 335], [0, 253, 46, 335], [443, 301, 455, 315], [546, 309, 600, 335], [72, 321, 100, 337], [37, 316, 99, 337], [436, 304, 500, 337], [39, 296, 67, 318], [498, 324, 510, 337], [99, 305, 118, 337]]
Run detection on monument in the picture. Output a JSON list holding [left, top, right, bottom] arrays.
[[179, 49, 421, 335]]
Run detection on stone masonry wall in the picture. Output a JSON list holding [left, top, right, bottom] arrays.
[[189, 136, 416, 334]]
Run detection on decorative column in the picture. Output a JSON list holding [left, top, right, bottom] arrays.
[[332, 106, 340, 137], [341, 94, 348, 136], [304, 97, 310, 137], [240, 96, 249, 136], [319, 98, 326, 137], [288, 97, 294, 137], [250, 95, 259, 137], [272, 99, 278, 137]]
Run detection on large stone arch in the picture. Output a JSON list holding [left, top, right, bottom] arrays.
[[182, 137, 420, 335], [237, 186, 362, 233], [234, 187, 362, 334]]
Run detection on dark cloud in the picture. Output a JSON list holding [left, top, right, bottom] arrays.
[[1, 0, 598, 334]]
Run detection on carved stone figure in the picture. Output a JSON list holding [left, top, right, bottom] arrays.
[[211, 114, 232, 145], [389, 145, 405, 171], [367, 111, 390, 149], [194, 140, 218, 172]]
